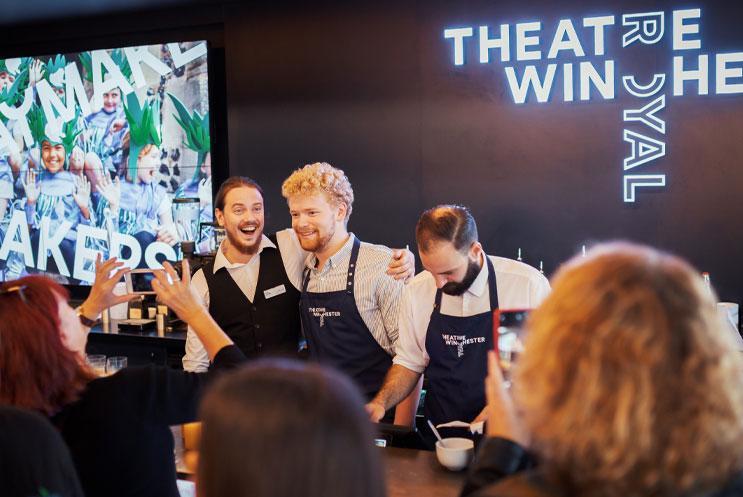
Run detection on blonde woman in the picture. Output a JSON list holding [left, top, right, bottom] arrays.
[[463, 242, 743, 497]]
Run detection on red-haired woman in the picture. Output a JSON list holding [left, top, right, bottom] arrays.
[[0, 257, 243, 497]]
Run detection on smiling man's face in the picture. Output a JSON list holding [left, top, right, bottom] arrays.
[[215, 185, 265, 255]]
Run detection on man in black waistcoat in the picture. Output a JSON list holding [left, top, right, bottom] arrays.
[[182, 177, 302, 370], [183, 176, 414, 371]]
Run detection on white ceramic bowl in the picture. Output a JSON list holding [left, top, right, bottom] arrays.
[[435, 437, 474, 471]]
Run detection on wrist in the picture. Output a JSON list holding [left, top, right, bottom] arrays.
[[80, 297, 104, 319], [183, 305, 210, 326], [369, 397, 387, 412], [76, 304, 101, 327]]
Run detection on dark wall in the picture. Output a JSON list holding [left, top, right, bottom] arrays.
[[5, 0, 743, 303], [223, 0, 743, 304]]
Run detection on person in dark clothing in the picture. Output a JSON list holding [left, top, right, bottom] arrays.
[[198, 359, 386, 497], [182, 177, 304, 370], [0, 257, 243, 497], [0, 405, 84, 497], [461, 242, 743, 497]]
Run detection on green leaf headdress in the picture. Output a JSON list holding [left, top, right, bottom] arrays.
[[168, 93, 210, 180], [44, 55, 66, 89], [0, 58, 30, 111], [79, 49, 132, 84], [0, 70, 26, 110], [123, 92, 162, 180], [0, 59, 13, 76], [28, 104, 82, 169]]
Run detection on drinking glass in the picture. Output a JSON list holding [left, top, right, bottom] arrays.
[[106, 356, 128, 376], [86, 354, 107, 377]]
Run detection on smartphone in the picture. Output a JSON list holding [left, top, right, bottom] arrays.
[[125, 269, 158, 295], [493, 309, 530, 382]]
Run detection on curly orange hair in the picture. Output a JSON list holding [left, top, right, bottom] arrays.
[[515, 242, 743, 497], [281, 162, 354, 222]]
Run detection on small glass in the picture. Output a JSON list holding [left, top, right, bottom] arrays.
[[106, 356, 128, 376], [86, 354, 107, 377]]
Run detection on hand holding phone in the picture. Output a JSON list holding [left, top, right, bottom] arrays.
[[125, 269, 172, 295]]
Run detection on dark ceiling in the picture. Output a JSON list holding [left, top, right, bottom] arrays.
[[0, 0, 211, 26]]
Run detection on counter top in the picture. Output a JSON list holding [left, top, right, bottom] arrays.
[[90, 320, 187, 342], [383, 447, 465, 497]]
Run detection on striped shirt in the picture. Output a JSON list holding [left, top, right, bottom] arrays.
[[303, 233, 404, 356]]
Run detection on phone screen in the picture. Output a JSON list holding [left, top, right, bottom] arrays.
[[130, 271, 156, 293], [493, 309, 530, 381]]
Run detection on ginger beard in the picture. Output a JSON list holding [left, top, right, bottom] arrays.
[[295, 221, 335, 253], [288, 194, 342, 255]]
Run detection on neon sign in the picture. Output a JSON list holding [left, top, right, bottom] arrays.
[[444, 9, 743, 202]]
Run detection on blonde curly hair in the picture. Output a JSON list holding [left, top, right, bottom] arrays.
[[514, 242, 743, 497], [281, 162, 354, 222]]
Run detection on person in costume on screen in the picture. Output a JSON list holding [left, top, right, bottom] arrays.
[[0, 59, 18, 91], [0, 58, 29, 220], [0, 58, 32, 280], [170, 93, 213, 252], [25, 57, 86, 171], [96, 92, 178, 266], [79, 50, 130, 184], [21, 105, 94, 280], [0, 58, 34, 199], [18, 55, 104, 198]]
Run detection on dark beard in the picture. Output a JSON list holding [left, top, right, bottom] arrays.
[[224, 224, 262, 255], [441, 259, 481, 296]]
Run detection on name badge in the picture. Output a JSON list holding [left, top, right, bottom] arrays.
[[264, 284, 287, 300]]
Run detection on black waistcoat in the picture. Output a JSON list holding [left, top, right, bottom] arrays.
[[203, 234, 301, 358]]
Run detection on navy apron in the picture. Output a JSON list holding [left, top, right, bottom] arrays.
[[299, 236, 392, 400], [423, 256, 499, 426]]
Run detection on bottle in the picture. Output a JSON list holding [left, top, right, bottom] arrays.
[[517, 248, 523, 262], [129, 296, 144, 320]]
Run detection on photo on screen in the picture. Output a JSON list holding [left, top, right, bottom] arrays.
[[0, 41, 213, 284]]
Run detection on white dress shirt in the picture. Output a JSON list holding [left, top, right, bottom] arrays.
[[393, 255, 551, 373], [182, 229, 306, 372]]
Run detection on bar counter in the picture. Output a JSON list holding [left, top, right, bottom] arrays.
[[383, 447, 465, 497], [86, 320, 186, 368]]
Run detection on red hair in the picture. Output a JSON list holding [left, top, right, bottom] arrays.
[[0, 276, 94, 415]]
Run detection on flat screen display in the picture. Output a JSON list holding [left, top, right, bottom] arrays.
[[0, 41, 213, 284]]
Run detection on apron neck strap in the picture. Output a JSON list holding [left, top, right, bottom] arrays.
[[346, 236, 361, 294], [301, 236, 361, 294], [484, 255, 499, 310]]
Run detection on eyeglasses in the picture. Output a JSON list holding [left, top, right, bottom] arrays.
[[0, 284, 27, 304]]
